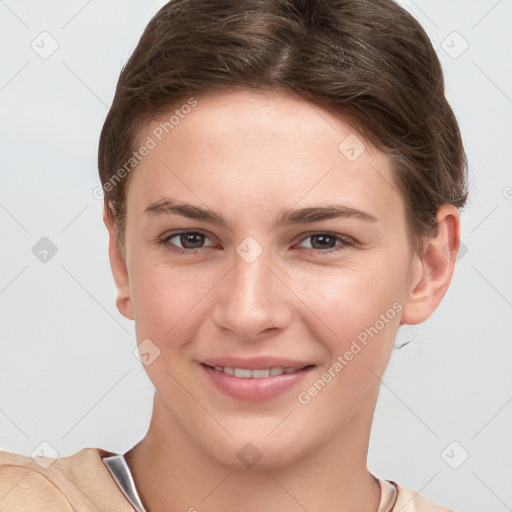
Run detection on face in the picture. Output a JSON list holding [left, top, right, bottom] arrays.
[[112, 89, 427, 469]]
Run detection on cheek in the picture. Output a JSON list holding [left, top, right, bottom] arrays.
[[297, 277, 402, 420], [129, 264, 209, 390], [130, 260, 212, 338], [305, 263, 404, 386], [311, 262, 402, 331]]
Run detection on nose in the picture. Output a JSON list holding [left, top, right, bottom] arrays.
[[211, 244, 293, 341]]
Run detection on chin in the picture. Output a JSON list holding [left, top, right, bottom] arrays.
[[202, 434, 311, 472]]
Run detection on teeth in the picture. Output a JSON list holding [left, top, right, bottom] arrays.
[[211, 366, 301, 378], [251, 369, 270, 378], [234, 368, 252, 378]]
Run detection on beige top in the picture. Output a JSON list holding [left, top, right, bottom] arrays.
[[0, 447, 453, 511]]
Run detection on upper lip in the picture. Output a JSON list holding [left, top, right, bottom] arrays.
[[201, 357, 315, 370]]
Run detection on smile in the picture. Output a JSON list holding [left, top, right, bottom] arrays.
[[201, 363, 314, 402], [211, 366, 303, 378]]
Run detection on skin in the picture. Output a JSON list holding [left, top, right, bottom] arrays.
[[104, 89, 460, 512]]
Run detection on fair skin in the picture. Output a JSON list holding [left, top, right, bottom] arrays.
[[104, 89, 460, 512]]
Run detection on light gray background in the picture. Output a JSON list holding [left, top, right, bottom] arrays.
[[0, 1, 511, 510]]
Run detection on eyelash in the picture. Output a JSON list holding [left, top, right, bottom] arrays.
[[156, 230, 354, 256]]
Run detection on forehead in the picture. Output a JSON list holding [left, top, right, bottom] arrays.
[[128, 89, 405, 230]]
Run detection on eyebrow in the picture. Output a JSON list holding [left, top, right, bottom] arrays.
[[144, 198, 378, 228]]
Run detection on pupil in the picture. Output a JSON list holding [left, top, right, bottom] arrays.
[[312, 235, 334, 249], [181, 233, 204, 248]]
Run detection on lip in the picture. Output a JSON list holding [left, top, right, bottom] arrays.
[[201, 357, 314, 370], [200, 359, 315, 403]]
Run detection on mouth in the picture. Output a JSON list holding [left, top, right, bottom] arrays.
[[205, 364, 310, 378], [200, 361, 315, 402]]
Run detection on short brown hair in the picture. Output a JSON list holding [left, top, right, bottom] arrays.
[[98, 0, 469, 258]]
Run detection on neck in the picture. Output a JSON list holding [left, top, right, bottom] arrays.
[[125, 386, 381, 512]]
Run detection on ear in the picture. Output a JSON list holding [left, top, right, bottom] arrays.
[[103, 200, 134, 321], [400, 204, 461, 325]]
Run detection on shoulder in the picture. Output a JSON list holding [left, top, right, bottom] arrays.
[[0, 447, 132, 511], [394, 482, 454, 512], [0, 450, 73, 511]]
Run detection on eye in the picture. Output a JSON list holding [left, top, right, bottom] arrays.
[[156, 230, 354, 256], [297, 232, 354, 254], [157, 230, 216, 254]]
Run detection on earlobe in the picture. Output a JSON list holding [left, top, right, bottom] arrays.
[[103, 200, 134, 321], [400, 204, 461, 326]]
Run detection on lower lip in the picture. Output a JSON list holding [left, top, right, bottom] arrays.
[[201, 364, 314, 403]]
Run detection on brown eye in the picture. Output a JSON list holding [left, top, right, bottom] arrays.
[[298, 232, 354, 254], [158, 230, 216, 253], [309, 234, 337, 250], [178, 232, 206, 249]]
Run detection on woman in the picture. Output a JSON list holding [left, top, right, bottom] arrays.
[[0, 0, 468, 510]]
